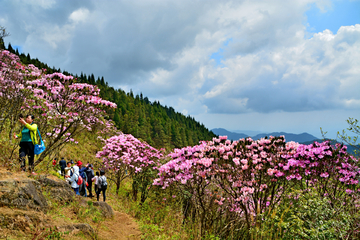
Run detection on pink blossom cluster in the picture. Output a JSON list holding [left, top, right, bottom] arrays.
[[96, 133, 163, 174], [153, 135, 360, 224]]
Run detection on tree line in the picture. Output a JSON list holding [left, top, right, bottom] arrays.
[[3, 42, 216, 150]]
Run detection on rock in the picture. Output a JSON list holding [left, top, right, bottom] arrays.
[[37, 176, 74, 203], [57, 223, 94, 236], [0, 179, 48, 212], [0, 208, 49, 232], [93, 201, 115, 218]]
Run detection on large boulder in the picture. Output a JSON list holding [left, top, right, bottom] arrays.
[[0, 178, 48, 212]]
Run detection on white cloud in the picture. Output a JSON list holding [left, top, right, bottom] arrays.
[[1, 0, 359, 137], [69, 8, 90, 23]]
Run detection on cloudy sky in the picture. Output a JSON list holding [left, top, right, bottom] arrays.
[[1, 0, 359, 139]]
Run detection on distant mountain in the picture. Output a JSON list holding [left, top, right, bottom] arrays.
[[232, 130, 263, 136], [252, 132, 318, 143], [211, 128, 248, 140], [211, 129, 319, 143]]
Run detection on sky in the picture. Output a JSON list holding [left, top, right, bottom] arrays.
[[1, 0, 359, 139]]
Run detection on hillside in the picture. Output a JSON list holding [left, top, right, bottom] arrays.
[[3, 43, 216, 150]]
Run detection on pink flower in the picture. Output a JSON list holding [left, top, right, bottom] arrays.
[[346, 189, 353, 194], [320, 172, 329, 178], [267, 168, 275, 176]]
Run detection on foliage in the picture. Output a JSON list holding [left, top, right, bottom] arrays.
[[337, 117, 360, 156], [154, 136, 360, 238], [0, 26, 9, 49], [252, 189, 360, 240]]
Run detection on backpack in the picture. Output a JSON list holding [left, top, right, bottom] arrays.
[[76, 174, 83, 185], [99, 176, 107, 189], [80, 170, 87, 180]]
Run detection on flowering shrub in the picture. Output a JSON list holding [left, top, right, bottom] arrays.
[[0, 50, 42, 134], [153, 136, 360, 238], [97, 133, 164, 202]]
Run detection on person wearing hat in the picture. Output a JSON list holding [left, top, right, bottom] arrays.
[[77, 161, 88, 197]]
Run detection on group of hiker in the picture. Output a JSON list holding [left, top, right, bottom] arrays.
[[13, 113, 108, 202], [55, 158, 108, 202]]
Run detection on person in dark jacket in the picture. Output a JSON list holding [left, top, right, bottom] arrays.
[[97, 170, 107, 202], [77, 161, 88, 197], [85, 164, 95, 197], [59, 157, 67, 177]]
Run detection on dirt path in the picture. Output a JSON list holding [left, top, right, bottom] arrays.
[[97, 211, 142, 240]]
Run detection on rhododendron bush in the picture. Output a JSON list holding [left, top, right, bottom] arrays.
[[97, 133, 164, 202], [0, 49, 117, 166], [153, 136, 360, 238], [0, 50, 42, 134]]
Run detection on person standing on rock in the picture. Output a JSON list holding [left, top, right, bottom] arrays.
[[13, 114, 38, 173], [97, 170, 108, 202], [68, 165, 80, 195]]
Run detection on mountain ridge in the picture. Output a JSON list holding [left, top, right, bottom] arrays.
[[211, 128, 319, 143]]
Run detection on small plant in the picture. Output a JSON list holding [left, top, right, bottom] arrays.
[[31, 226, 66, 240]]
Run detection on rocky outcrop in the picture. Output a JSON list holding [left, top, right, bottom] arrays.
[[0, 178, 48, 212], [37, 176, 74, 203]]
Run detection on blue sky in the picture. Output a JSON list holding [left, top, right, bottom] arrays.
[[0, 0, 359, 140], [306, 0, 360, 34]]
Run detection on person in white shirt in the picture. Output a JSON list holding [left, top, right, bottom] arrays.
[[64, 162, 73, 181], [67, 165, 80, 195], [92, 171, 99, 194]]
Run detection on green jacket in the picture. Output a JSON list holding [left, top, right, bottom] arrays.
[[16, 123, 39, 145]]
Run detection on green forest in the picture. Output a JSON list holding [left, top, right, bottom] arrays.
[[3, 42, 216, 150]]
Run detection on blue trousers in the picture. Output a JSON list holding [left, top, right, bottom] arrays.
[[73, 187, 80, 195]]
